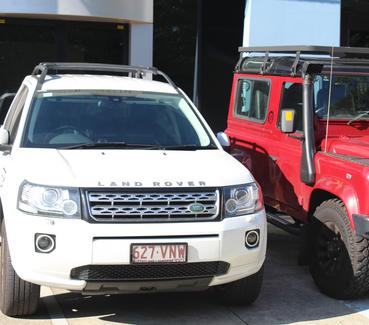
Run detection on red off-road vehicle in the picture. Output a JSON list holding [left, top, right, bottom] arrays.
[[225, 46, 369, 299]]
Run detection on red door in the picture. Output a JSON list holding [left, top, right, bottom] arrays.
[[226, 75, 305, 217], [226, 74, 275, 200], [264, 80, 304, 216]]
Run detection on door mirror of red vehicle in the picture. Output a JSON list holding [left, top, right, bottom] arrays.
[[216, 132, 230, 150], [281, 109, 296, 133]]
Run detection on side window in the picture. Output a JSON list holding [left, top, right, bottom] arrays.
[[234, 78, 270, 122], [0, 93, 16, 125], [278, 82, 303, 132], [4, 86, 29, 144]]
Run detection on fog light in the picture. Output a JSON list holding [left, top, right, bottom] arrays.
[[245, 230, 260, 248], [35, 234, 56, 253]]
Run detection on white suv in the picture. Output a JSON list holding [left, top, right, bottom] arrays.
[[0, 63, 266, 316]]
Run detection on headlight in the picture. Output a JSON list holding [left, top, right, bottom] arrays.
[[223, 183, 263, 217], [18, 182, 81, 218]]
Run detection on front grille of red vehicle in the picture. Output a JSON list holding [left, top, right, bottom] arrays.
[[84, 189, 220, 222], [70, 262, 230, 281]]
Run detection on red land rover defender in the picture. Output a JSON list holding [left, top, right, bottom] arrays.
[[225, 46, 369, 299]]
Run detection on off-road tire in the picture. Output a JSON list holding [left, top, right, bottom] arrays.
[[310, 199, 369, 299], [0, 222, 40, 316], [216, 265, 263, 305]]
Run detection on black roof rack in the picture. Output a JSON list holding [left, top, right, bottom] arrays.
[[32, 62, 178, 91], [236, 46, 369, 76], [238, 45, 369, 58]]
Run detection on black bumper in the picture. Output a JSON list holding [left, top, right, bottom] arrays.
[[71, 261, 230, 281]]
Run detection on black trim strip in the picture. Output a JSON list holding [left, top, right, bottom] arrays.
[[93, 234, 219, 240]]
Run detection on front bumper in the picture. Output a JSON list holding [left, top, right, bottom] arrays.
[[6, 209, 266, 293]]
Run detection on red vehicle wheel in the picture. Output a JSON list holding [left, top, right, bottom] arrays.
[[310, 199, 369, 299]]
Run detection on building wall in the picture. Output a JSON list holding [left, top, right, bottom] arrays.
[[243, 0, 341, 46], [0, 0, 153, 66], [0, 0, 152, 23]]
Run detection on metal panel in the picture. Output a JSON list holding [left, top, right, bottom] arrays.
[[0, 0, 153, 23]]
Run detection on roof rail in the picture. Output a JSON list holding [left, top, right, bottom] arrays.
[[31, 62, 178, 91], [238, 45, 369, 58], [236, 46, 369, 76]]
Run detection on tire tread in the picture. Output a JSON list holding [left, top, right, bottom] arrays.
[[217, 265, 263, 305], [0, 223, 40, 317], [313, 199, 369, 298]]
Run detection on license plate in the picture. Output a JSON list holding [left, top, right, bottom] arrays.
[[131, 243, 187, 264]]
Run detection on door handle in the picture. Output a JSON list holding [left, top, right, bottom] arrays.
[[288, 134, 304, 141]]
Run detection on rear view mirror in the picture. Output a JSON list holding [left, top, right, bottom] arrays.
[[281, 109, 296, 133], [217, 132, 230, 148]]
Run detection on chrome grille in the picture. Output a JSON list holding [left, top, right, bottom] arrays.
[[86, 190, 220, 222]]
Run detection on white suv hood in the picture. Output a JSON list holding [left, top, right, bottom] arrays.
[[13, 149, 253, 188]]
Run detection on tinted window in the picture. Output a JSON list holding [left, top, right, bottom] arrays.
[[0, 93, 15, 124], [234, 79, 270, 122], [6, 87, 28, 144], [278, 83, 303, 132], [0, 18, 129, 95], [314, 74, 369, 120], [22, 91, 213, 149]]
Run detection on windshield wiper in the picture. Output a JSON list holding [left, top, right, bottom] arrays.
[[156, 144, 218, 151], [58, 142, 218, 151], [58, 142, 159, 150], [347, 110, 369, 125]]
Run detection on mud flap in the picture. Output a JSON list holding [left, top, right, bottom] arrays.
[[353, 214, 369, 239]]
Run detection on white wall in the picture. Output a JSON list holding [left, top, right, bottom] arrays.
[[0, 0, 153, 23], [243, 0, 341, 46]]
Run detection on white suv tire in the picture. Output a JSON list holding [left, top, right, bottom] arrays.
[[0, 223, 40, 317], [216, 265, 264, 305]]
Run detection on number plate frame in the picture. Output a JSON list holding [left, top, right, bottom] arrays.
[[130, 243, 188, 264]]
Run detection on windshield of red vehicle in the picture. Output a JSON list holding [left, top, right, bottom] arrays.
[[21, 90, 213, 149], [314, 74, 369, 121]]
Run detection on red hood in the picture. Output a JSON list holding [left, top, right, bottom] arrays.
[[322, 136, 369, 158]]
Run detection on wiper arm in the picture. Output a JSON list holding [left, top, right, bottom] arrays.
[[59, 142, 218, 150], [157, 144, 218, 151], [58, 142, 159, 150], [347, 110, 369, 125]]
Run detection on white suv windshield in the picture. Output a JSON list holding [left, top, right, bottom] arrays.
[[22, 90, 213, 149]]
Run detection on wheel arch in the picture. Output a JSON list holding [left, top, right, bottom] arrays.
[[308, 179, 359, 228], [309, 189, 337, 217]]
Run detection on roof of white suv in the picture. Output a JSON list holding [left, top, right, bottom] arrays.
[[26, 74, 177, 94], [28, 63, 181, 96]]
